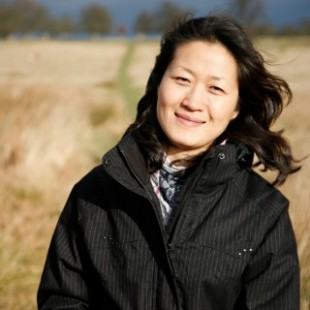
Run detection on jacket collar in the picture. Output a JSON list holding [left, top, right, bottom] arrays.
[[102, 134, 253, 190], [102, 134, 151, 197], [195, 142, 253, 186]]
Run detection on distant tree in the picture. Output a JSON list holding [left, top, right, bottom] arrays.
[[0, 4, 15, 37], [12, 0, 51, 33], [155, 1, 192, 32], [229, 0, 265, 29], [135, 12, 156, 33], [50, 15, 75, 35], [134, 1, 192, 34], [254, 24, 275, 36], [80, 4, 112, 34], [0, 0, 52, 37], [298, 18, 310, 35], [278, 25, 299, 36]]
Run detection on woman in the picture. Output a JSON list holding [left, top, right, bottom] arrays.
[[37, 15, 300, 309]]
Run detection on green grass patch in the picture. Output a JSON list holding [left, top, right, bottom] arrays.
[[11, 187, 42, 203], [116, 40, 143, 120], [89, 105, 117, 127]]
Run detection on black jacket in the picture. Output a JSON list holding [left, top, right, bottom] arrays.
[[37, 134, 299, 309]]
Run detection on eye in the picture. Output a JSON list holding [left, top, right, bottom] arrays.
[[175, 76, 190, 84], [210, 86, 224, 94]]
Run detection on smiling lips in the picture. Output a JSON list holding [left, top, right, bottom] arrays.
[[175, 112, 206, 127]]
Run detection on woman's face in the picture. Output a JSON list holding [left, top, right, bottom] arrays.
[[157, 40, 239, 161]]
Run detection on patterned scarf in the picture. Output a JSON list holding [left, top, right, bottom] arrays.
[[150, 158, 187, 225]]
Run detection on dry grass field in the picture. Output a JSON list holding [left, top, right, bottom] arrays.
[[0, 37, 309, 309]]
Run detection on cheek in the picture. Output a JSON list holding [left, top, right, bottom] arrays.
[[211, 103, 239, 123], [156, 84, 166, 110], [156, 95, 167, 128], [156, 86, 172, 116], [156, 94, 163, 117]]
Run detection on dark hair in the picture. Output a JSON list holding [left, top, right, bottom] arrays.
[[125, 14, 300, 185]]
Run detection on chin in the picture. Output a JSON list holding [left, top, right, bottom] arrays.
[[173, 142, 204, 153]]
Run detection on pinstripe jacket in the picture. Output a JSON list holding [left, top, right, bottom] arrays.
[[37, 134, 300, 309]]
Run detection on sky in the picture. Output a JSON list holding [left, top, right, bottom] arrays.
[[36, 0, 310, 32]]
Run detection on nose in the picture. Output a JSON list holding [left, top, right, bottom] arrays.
[[181, 84, 206, 111]]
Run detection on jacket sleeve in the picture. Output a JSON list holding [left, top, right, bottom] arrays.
[[241, 208, 300, 309], [37, 188, 89, 309]]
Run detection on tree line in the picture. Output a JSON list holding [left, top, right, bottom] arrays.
[[0, 0, 309, 38], [0, 0, 112, 38]]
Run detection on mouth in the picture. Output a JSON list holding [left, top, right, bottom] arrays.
[[175, 112, 206, 127]]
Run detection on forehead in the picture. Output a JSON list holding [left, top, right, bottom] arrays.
[[168, 40, 238, 79], [172, 40, 236, 61]]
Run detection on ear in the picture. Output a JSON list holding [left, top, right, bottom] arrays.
[[231, 109, 239, 120], [231, 98, 241, 120]]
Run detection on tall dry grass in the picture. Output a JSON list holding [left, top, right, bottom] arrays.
[[0, 83, 128, 308], [255, 37, 310, 309], [0, 40, 128, 309], [0, 38, 309, 309]]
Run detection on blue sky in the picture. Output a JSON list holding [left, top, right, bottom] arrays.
[[36, 0, 310, 32]]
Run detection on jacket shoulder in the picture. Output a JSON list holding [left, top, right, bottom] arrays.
[[76, 162, 111, 192], [64, 164, 111, 216], [234, 168, 289, 219]]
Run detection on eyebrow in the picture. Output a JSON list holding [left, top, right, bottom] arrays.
[[173, 66, 226, 82], [210, 75, 225, 82]]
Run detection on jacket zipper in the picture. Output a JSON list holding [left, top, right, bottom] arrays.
[[118, 147, 182, 309], [166, 158, 208, 241]]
